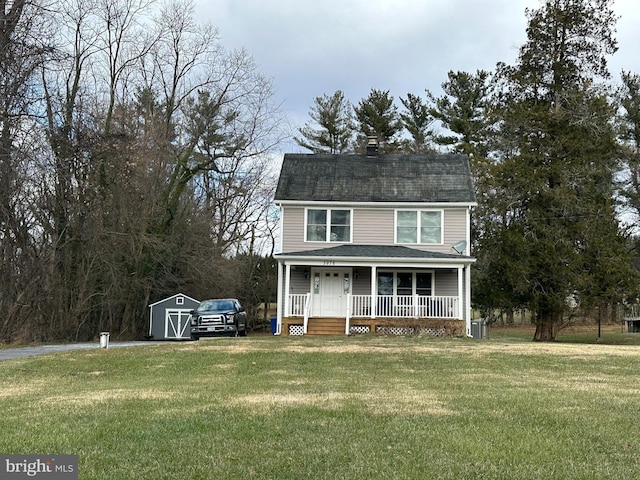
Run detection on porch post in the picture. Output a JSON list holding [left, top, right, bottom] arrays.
[[457, 266, 464, 321], [465, 265, 472, 336], [371, 265, 377, 318], [284, 264, 291, 321], [276, 261, 284, 335], [345, 293, 351, 335]]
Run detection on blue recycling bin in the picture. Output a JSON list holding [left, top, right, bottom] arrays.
[[270, 316, 277, 335]]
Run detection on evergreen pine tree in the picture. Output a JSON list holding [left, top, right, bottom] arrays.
[[398, 92, 436, 153], [294, 90, 355, 154], [476, 0, 636, 341], [353, 88, 402, 153]]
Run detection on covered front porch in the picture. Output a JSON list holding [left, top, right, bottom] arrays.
[[275, 245, 475, 337]]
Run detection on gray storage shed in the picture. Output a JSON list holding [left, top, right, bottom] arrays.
[[148, 293, 200, 340]]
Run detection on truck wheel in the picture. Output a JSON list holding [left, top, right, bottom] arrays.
[[191, 335, 200, 341]]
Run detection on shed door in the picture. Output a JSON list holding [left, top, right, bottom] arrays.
[[165, 309, 192, 339]]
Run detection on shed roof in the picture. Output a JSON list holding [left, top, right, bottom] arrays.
[[274, 153, 476, 203], [148, 293, 200, 308]]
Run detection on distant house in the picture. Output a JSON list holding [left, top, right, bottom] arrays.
[[273, 145, 476, 336]]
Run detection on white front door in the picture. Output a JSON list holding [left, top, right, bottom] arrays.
[[313, 269, 349, 317]]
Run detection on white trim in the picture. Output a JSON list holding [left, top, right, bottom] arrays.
[[465, 265, 472, 335], [284, 264, 291, 329], [376, 270, 435, 297], [310, 267, 352, 317], [276, 256, 474, 268], [164, 309, 192, 339], [304, 207, 353, 243], [371, 265, 377, 318], [394, 209, 444, 245], [465, 207, 472, 256], [346, 293, 351, 334], [303, 292, 312, 333], [148, 292, 200, 308], [458, 266, 464, 327], [276, 262, 284, 335], [276, 205, 284, 255], [275, 200, 477, 208]]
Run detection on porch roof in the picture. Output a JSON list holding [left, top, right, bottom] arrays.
[[276, 244, 475, 263]]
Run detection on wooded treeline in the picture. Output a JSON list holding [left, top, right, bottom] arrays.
[[295, 0, 640, 341], [3, 0, 640, 343], [0, 0, 283, 342]]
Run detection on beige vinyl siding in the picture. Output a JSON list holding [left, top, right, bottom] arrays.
[[281, 207, 306, 253], [280, 205, 469, 253], [279, 269, 310, 295], [442, 209, 467, 252], [289, 269, 310, 294], [353, 208, 394, 244], [281, 206, 371, 253], [434, 270, 458, 296], [352, 269, 372, 295]]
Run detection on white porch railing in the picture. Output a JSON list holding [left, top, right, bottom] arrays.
[[288, 293, 308, 316], [354, 294, 459, 319], [286, 294, 460, 319], [287, 293, 312, 333]]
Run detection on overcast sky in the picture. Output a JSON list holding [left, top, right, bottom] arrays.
[[194, 0, 640, 153]]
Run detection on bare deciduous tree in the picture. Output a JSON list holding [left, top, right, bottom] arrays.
[[0, 0, 284, 342]]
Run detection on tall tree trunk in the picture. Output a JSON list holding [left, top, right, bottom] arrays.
[[506, 309, 514, 325], [533, 312, 560, 341], [533, 321, 555, 341]]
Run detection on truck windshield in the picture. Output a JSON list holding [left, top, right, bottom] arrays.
[[198, 300, 234, 312]]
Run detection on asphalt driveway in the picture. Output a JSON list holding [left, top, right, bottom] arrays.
[[0, 341, 161, 361]]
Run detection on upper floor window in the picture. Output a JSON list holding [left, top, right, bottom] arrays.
[[396, 210, 442, 244], [306, 209, 351, 242]]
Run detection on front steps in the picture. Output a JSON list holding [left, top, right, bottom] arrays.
[[305, 317, 346, 335]]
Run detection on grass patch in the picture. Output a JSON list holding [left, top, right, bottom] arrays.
[[1, 336, 640, 479], [490, 323, 640, 345]]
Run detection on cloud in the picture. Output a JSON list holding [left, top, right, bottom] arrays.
[[196, 0, 640, 146]]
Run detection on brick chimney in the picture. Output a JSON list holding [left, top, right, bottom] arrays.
[[366, 135, 379, 156]]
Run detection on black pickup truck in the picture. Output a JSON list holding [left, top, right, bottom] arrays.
[[190, 298, 248, 340]]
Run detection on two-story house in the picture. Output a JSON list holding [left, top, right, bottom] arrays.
[[273, 147, 476, 336]]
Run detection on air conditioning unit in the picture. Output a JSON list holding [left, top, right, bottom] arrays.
[[471, 319, 489, 339]]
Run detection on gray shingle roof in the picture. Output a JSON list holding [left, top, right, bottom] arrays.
[[274, 153, 476, 203], [276, 244, 473, 260]]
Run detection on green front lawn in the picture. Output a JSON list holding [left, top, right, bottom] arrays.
[[1, 335, 639, 479]]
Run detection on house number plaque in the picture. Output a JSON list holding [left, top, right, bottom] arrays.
[[323, 260, 335, 265]]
